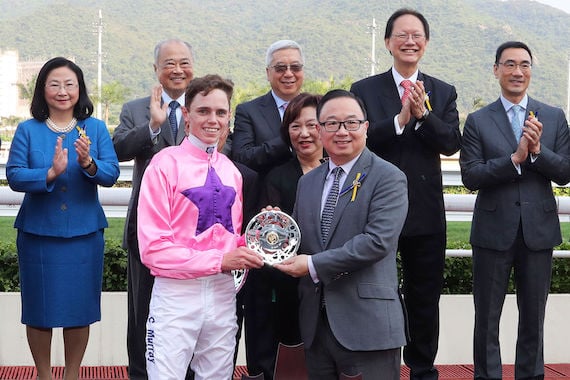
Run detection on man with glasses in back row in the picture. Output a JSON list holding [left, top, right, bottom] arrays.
[[113, 38, 195, 380], [460, 41, 570, 380], [231, 40, 304, 379], [351, 8, 461, 380]]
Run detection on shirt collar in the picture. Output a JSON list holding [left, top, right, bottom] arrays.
[[391, 67, 419, 87], [162, 92, 186, 107], [270, 90, 289, 110], [327, 153, 361, 179], [500, 94, 528, 113], [187, 133, 217, 153]]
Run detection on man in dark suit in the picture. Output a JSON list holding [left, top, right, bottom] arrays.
[[350, 8, 461, 380], [460, 41, 570, 380], [276, 89, 408, 379], [112, 38, 194, 380], [231, 40, 304, 379], [231, 39, 303, 175]]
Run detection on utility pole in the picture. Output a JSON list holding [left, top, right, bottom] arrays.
[[567, 57, 569, 121], [96, 10, 103, 120], [368, 18, 378, 76]]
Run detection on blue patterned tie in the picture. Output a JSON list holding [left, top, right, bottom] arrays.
[[321, 167, 343, 244], [510, 105, 523, 143], [169, 100, 180, 140]]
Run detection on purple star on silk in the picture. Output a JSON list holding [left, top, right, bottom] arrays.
[[181, 167, 236, 235]]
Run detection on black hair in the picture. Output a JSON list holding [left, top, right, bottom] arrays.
[[30, 57, 94, 121]]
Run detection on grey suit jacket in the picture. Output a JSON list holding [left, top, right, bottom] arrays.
[[113, 96, 186, 251], [460, 97, 570, 251], [231, 91, 291, 174], [293, 148, 408, 351]]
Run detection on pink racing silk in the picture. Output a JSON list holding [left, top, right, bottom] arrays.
[[137, 138, 244, 279]]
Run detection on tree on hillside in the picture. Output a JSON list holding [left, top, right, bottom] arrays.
[[472, 97, 487, 111], [92, 81, 130, 125], [301, 77, 353, 94], [17, 75, 37, 102]]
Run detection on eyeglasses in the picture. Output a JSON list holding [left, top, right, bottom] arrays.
[[289, 121, 318, 131], [45, 83, 79, 93], [159, 60, 193, 71], [497, 61, 532, 72], [392, 33, 426, 42], [319, 119, 365, 132], [269, 64, 304, 73]]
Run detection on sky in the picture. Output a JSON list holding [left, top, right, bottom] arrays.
[[532, 0, 570, 13]]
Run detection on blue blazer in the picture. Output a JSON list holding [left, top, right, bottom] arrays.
[[7, 117, 119, 237]]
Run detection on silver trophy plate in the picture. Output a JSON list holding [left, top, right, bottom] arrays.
[[244, 210, 301, 266], [233, 268, 248, 292]]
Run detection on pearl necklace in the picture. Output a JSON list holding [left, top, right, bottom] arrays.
[[46, 117, 77, 133]]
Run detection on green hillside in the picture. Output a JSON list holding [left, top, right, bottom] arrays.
[[0, 0, 568, 119]]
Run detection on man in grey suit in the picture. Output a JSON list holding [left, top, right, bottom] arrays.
[[275, 89, 408, 379], [460, 41, 570, 380], [112, 38, 194, 380]]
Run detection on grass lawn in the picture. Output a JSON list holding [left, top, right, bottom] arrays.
[[0, 217, 125, 243], [0, 217, 568, 246], [447, 221, 570, 245]]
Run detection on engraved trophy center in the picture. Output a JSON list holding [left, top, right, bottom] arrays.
[[245, 210, 301, 266]]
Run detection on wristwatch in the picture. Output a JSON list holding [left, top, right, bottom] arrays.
[[418, 109, 429, 122], [82, 158, 95, 170]]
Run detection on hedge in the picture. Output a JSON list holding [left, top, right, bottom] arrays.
[[1, 239, 569, 293], [0, 239, 127, 292]]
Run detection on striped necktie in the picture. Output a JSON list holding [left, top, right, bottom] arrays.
[[169, 101, 180, 140], [321, 167, 343, 244]]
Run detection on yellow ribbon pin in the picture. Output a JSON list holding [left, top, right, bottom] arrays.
[[424, 91, 433, 111], [76, 126, 91, 145], [351, 172, 362, 202]]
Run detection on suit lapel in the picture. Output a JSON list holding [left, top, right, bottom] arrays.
[[175, 117, 185, 145], [260, 92, 282, 127], [310, 165, 329, 249], [378, 72, 403, 116], [527, 97, 541, 120], [489, 99, 518, 150]]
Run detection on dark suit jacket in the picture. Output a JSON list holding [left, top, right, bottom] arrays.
[[231, 91, 291, 175], [293, 148, 408, 351], [234, 161, 260, 233], [351, 70, 461, 236], [460, 97, 570, 251], [113, 96, 186, 251], [262, 158, 303, 215]]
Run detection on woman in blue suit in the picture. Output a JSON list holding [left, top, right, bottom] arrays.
[[6, 57, 119, 380]]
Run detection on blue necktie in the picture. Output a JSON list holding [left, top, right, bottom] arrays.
[[511, 105, 523, 143], [321, 167, 343, 244], [169, 101, 180, 140]]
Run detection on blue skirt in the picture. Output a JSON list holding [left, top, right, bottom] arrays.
[[17, 230, 104, 328]]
